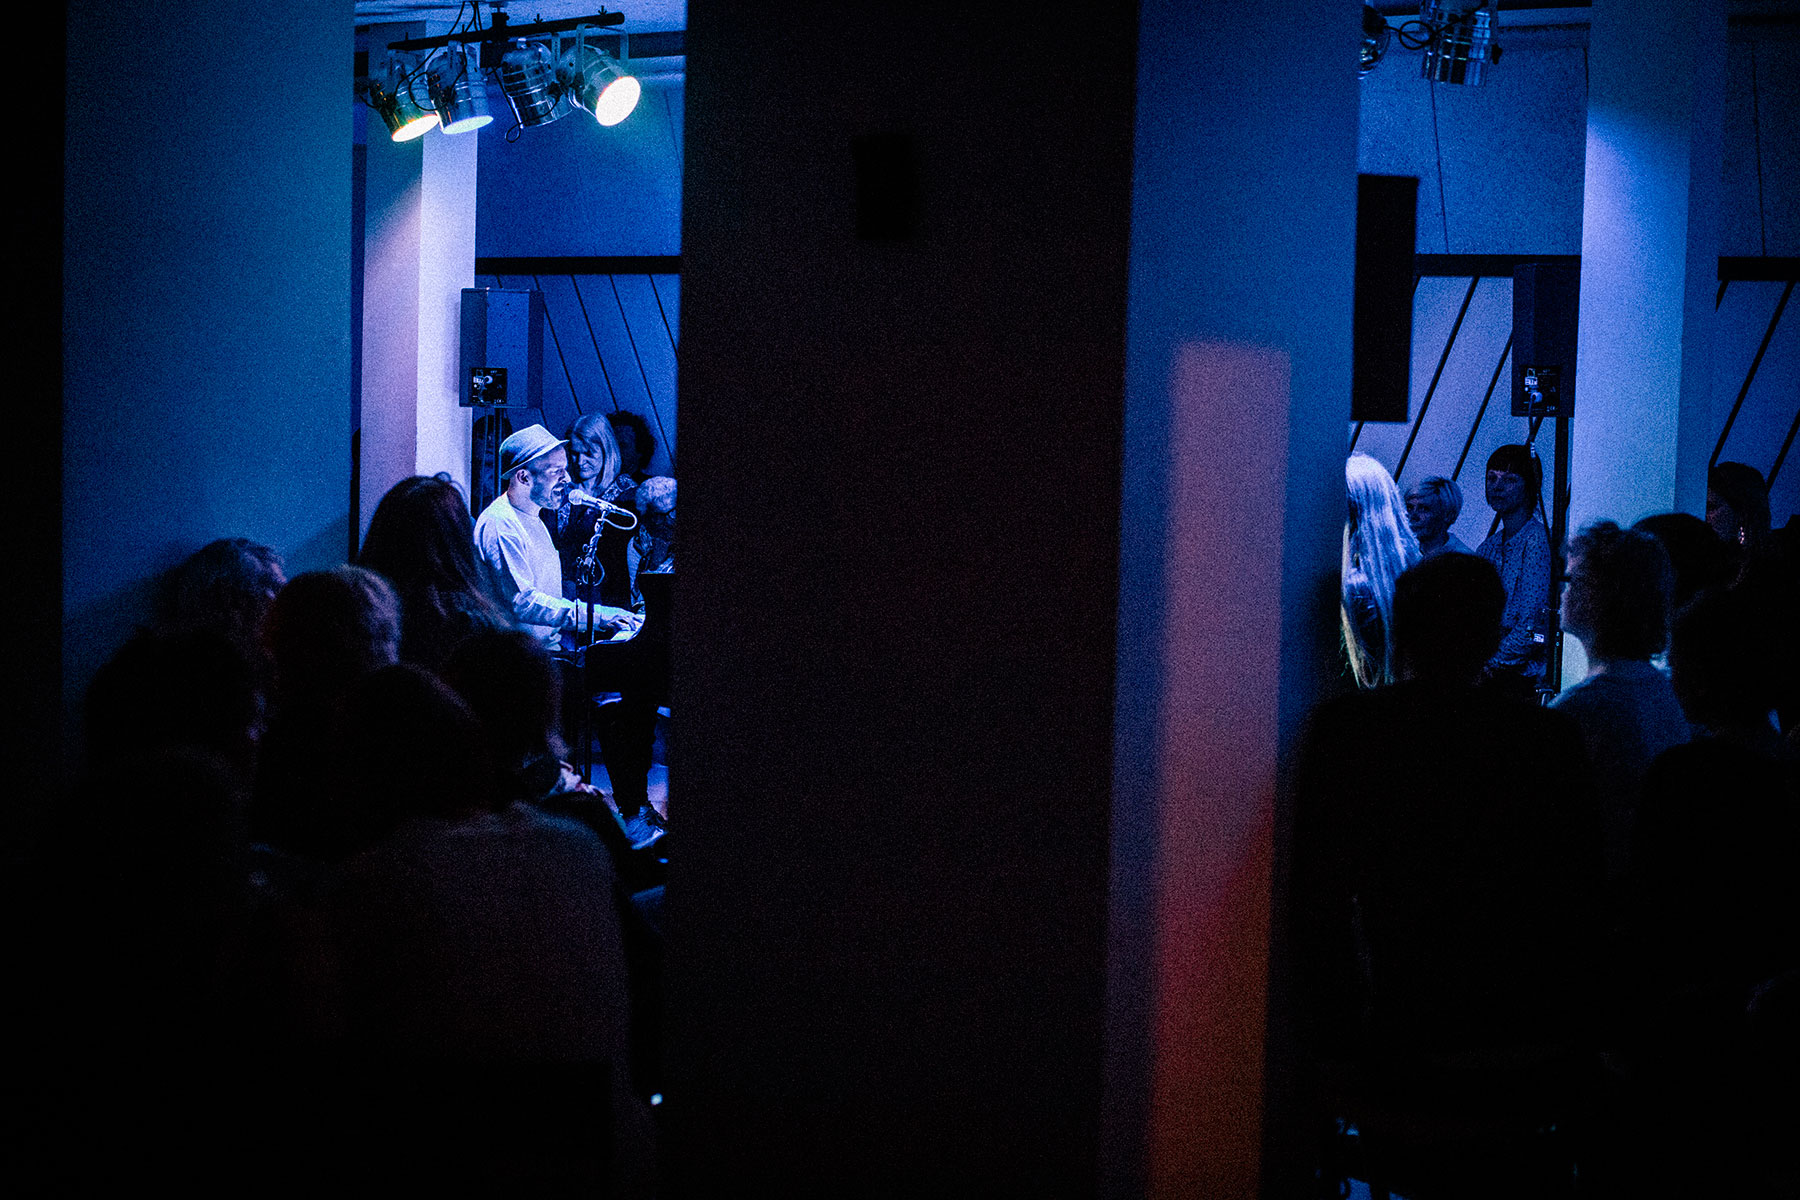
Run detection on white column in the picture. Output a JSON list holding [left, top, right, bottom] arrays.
[[1106, 4, 1360, 1196], [416, 128, 478, 489], [1571, 0, 1726, 533], [359, 24, 477, 539]]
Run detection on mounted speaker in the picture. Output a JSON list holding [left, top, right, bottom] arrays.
[[460, 287, 545, 409], [1353, 174, 1418, 423], [1512, 263, 1579, 417]]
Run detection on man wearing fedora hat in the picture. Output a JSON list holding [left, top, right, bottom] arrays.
[[475, 424, 639, 646]]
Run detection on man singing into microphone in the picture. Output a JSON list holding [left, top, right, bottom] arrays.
[[475, 424, 639, 648]]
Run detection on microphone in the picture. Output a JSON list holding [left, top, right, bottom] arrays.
[[569, 488, 631, 515]]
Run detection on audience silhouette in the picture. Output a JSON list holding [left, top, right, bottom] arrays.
[[43, 442, 1795, 1194]]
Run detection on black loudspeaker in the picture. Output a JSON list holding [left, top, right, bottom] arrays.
[[1512, 264, 1580, 418], [460, 287, 545, 409], [1353, 174, 1418, 423]]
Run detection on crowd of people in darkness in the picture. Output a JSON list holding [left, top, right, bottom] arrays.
[[38, 420, 1794, 1193], [47, 415, 675, 1192], [1317, 451, 1800, 1196]]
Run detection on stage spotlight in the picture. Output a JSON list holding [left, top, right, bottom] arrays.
[[560, 42, 641, 126], [1420, 0, 1500, 86], [427, 45, 492, 134], [369, 54, 440, 142], [1360, 5, 1392, 76], [499, 39, 565, 126]]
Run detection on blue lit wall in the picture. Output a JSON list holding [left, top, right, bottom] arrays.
[[64, 0, 354, 751], [476, 76, 685, 257], [1359, 31, 1590, 255], [1359, 30, 1797, 257], [1358, 28, 1799, 525]]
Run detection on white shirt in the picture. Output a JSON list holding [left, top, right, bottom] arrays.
[[474, 493, 584, 645]]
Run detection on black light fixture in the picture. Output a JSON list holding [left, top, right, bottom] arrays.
[[1418, 1, 1500, 85], [427, 44, 493, 134], [1360, 2, 1502, 86], [498, 39, 566, 127], [367, 51, 439, 141], [1361, 4, 1392, 77], [560, 34, 641, 126]]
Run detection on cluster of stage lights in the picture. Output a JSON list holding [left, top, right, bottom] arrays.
[[366, 27, 641, 144]]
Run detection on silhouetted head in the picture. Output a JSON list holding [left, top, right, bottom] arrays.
[[1563, 520, 1674, 663], [1392, 552, 1506, 684], [266, 566, 401, 712], [1668, 586, 1778, 735], [1706, 461, 1771, 554], [333, 664, 500, 842], [607, 409, 655, 478], [442, 629, 565, 783], [1632, 512, 1731, 612], [157, 537, 285, 662], [84, 629, 262, 782]]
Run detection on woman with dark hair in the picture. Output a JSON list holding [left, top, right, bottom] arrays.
[[542, 414, 638, 611], [1706, 461, 1772, 565], [1476, 443, 1554, 697], [156, 537, 286, 681], [254, 566, 405, 861], [607, 409, 656, 489], [359, 474, 515, 670], [1341, 453, 1420, 688], [1633, 512, 1731, 613]]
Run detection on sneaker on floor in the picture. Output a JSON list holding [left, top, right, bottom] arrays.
[[621, 807, 667, 850]]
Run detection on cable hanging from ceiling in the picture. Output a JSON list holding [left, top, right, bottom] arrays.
[[1361, 2, 1503, 86], [356, 3, 643, 144]]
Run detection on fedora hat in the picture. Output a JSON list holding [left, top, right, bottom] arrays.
[[499, 424, 566, 477]]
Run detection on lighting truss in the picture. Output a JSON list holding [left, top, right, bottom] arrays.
[[357, 6, 644, 142]]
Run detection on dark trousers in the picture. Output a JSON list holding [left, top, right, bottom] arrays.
[[562, 632, 667, 817]]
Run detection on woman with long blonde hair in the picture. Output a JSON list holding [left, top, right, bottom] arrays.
[[1342, 452, 1421, 687], [544, 412, 638, 609]]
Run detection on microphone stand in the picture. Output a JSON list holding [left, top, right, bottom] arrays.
[[570, 503, 642, 796], [574, 522, 603, 780]]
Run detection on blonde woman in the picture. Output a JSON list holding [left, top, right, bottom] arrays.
[[542, 413, 637, 609], [1342, 453, 1422, 687]]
